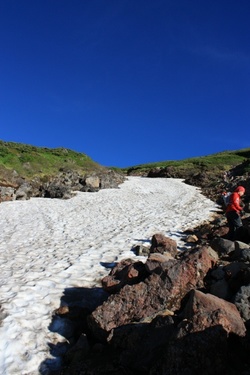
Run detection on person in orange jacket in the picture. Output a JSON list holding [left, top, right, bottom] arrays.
[[226, 185, 245, 240]]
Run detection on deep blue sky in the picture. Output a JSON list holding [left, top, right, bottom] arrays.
[[0, 1, 249, 167]]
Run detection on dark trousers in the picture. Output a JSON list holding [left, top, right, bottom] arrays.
[[226, 211, 242, 241]]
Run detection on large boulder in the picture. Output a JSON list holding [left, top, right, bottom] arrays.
[[88, 246, 218, 340], [151, 290, 246, 375], [180, 289, 246, 336]]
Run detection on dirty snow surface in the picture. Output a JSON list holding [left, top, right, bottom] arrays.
[[0, 177, 219, 374]]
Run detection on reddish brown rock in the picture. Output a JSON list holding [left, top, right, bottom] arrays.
[[181, 289, 246, 337], [89, 246, 218, 339], [150, 290, 246, 375], [150, 233, 177, 257], [101, 259, 148, 294], [145, 252, 175, 274]]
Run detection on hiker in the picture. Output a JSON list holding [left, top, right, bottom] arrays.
[[226, 185, 245, 240]]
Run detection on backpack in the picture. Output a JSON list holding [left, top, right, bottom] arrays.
[[221, 191, 231, 207]]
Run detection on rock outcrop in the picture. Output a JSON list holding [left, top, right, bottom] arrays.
[[0, 169, 125, 202]]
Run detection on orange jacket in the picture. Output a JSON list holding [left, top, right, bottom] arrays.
[[226, 192, 243, 214]]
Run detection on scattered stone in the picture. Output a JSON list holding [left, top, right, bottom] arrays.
[[150, 233, 178, 257], [132, 244, 150, 256], [0, 169, 125, 201], [0, 186, 15, 202], [185, 234, 199, 243]]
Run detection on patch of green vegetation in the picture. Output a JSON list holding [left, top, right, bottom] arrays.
[[122, 148, 250, 176], [0, 140, 103, 181]]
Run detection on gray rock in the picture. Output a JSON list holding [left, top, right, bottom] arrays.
[[210, 237, 235, 256], [240, 248, 250, 262], [132, 244, 150, 256], [234, 284, 250, 321], [15, 182, 33, 200], [0, 186, 15, 202], [233, 241, 250, 260]]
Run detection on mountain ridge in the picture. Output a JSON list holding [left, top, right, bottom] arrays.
[[1, 139, 250, 180]]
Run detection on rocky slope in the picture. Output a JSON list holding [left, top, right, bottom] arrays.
[[0, 141, 126, 202], [56, 213, 250, 375], [54, 171, 250, 374]]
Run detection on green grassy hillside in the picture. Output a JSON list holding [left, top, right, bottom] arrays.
[[123, 148, 250, 177], [0, 140, 103, 184], [1, 140, 250, 187]]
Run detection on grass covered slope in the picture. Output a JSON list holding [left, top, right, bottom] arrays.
[[0, 140, 103, 184], [1, 140, 250, 190], [123, 148, 250, 177]]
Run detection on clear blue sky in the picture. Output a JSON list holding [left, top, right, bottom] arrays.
[[0, 0, 249, 167]]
